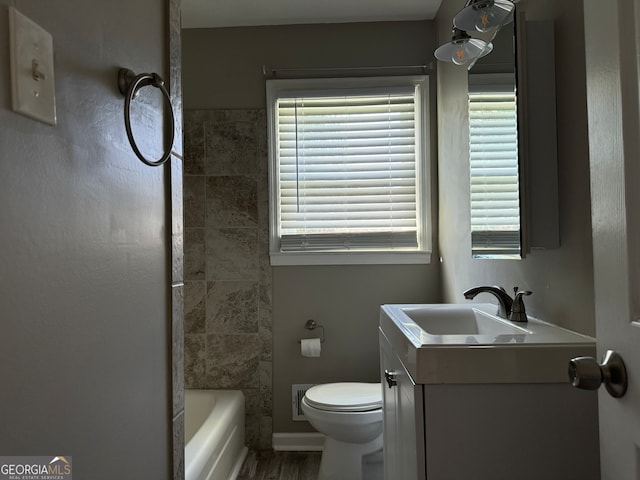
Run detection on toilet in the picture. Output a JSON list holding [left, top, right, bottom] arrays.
[[301, 382, 383, 480]]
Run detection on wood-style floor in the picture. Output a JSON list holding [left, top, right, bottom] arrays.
[[237, 450, 321, 480]]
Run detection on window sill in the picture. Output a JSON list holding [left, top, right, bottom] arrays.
[[269, 251, 431, 266]]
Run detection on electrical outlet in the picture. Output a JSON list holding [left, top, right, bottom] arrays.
[[9, 7, 56, 126]]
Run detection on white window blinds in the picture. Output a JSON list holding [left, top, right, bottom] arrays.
[[468, 75, 521, 257], [274, 87, 420, 253]]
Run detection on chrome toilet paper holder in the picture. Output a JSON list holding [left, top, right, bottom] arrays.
[[298, 319, 325, 343]]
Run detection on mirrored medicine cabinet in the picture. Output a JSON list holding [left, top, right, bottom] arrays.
[[468, 11, 560, 259], [468, 19, 520, 259]]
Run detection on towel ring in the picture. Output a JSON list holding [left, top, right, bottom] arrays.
[[118, 68, 175, 167]]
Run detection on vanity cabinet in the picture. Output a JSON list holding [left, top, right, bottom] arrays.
[[379, 329, 425, 480], [379, 326, 600, 480]]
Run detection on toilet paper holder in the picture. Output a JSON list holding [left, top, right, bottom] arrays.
[[298, 319, 325, 343]]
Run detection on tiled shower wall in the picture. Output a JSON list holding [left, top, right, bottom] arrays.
[[183, 109, 273, 449]]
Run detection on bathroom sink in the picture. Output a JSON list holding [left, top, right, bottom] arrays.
[[379, 303, 596, 385], [400, 304, 530, 335]]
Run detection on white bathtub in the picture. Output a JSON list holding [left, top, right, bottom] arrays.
[[185, 390, 248, 480]]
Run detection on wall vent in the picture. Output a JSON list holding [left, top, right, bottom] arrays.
[[292, 384, 316, 421]]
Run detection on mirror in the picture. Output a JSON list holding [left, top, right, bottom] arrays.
[[468, 18, 522, 259]]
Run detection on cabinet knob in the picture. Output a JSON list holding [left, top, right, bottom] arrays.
[[384, 369, 398, 388], [568, 350, 627, 398]]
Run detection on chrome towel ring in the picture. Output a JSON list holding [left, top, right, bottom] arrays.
[[118, 68, 175, 167]]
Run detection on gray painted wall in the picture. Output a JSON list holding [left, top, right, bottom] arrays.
[[436, 0, 596, 336], [0, 1, 172, 478], [182, 21, 442, 434]]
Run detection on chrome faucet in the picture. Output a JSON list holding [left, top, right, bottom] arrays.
[[463, 285, 533, 322]]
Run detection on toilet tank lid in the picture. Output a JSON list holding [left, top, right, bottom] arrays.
[[304, 382, 382, 412]]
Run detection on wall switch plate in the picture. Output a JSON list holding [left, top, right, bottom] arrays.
[[9, 7, 56, 126]]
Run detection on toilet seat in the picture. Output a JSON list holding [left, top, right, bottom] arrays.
[[304, 382, 382, 412]]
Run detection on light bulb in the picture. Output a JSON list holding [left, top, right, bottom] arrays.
[[476, 6, 498, 32], [453, 46, 467, 65], [434, 29, 490, 65], [454, 0, 514, 33], [452, 39, 488, 64]]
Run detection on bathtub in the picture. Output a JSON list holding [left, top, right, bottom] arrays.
[[185, 390, 248, 480]]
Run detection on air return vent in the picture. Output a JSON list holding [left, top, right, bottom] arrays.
[[292, 384, 316, 421]]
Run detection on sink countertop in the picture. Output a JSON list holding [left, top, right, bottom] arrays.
[[379, 303, 596, 385]]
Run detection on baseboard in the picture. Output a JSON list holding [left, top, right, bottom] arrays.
[[272, 432, 325, 451]]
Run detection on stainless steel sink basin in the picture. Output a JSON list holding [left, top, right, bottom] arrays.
[[400, 304, 530, 335]]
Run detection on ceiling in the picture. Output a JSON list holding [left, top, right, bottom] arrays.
[[181, 0, 444, 29]]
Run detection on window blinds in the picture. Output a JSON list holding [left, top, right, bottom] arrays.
[[468, 78, 521, 257], [275, 88, 419, 252]]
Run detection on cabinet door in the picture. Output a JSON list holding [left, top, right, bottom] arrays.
[[380, 329, 399, 478], [379, 329, 425, 480]]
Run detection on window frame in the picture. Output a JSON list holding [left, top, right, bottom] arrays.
[[266, 75, 431, 266]]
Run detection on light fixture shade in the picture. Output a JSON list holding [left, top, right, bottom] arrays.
[[454, 0, 515, 33], [434, 29, 490, 65]]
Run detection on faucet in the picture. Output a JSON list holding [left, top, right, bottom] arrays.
[[463, 285, 532, 322], [463, 285, 514, 319], [509, 287, 532, 322]]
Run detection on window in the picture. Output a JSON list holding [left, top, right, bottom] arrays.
[[266, 76, 431, 266], [468, 73, 521, 258]]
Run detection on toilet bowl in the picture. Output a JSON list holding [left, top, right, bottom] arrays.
[[301, 382, 383, 480]]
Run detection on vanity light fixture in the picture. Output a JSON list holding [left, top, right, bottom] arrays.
[[434, 28, 493, 65], [434, 0, 515, 66], [453, 0, 515, 33]]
